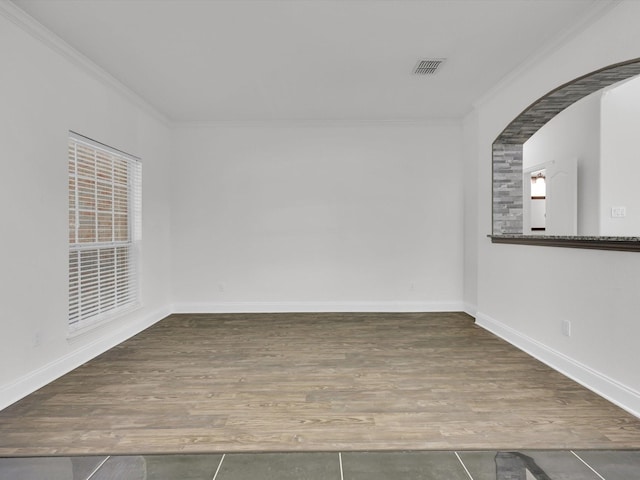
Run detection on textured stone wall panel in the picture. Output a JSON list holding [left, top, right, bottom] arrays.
[[493, 144, 523, 234]]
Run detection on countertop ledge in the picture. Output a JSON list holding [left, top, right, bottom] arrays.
[[489, 235, 640, 251]]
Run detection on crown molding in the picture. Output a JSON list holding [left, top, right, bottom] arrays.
[[472, 0, 621, 111], [0, 0, 170, 126], [0, 1, 463, 129], [172, 117, 462, 129]]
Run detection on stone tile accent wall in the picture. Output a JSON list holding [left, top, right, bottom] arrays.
[[496, 60, 640, 145], [492, 59, 640, 235], [493, 144, 523, 234]]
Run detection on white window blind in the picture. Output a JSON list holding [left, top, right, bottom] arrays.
[[68, 132, 141, 332]]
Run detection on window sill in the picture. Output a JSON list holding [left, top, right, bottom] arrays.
[[67, 303, 141, 342]]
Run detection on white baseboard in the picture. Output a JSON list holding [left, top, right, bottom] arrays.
[[476, 311, 640, 419], [172, 300, 465, 314], [0, 305, 171, 411], [463, 302, 477, 318], [0, 301, 464, 409], [7, 305, 638, 421]]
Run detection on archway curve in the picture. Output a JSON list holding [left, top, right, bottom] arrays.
[[491, 57, 640, 251], [495, 58, 640, 145]]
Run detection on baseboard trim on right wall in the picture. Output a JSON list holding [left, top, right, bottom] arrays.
[[475, 311, 640, 419]]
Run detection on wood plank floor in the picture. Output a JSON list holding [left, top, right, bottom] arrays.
[[1, 312, 640, 456]]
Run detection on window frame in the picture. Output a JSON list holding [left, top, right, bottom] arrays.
[[68, 131, 142, 334]]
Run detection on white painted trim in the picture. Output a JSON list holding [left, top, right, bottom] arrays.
[[0, 0, 169, 126], [172, 118, 462, 129], [0, 305, 171, 411], [472, 0, 620, 110], [476, 311, 640, 419], [6, 302, 638, 423], [172, 301, 465, 314], [0, 301, 461, 409], [463, 302, 477, 318]]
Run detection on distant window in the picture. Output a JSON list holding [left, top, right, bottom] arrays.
[[68, 132, 141, 333]]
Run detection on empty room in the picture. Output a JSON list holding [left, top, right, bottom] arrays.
[[1, 0, 640, 478]]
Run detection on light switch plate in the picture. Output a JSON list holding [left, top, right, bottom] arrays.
[[611, 206, 626, 218]]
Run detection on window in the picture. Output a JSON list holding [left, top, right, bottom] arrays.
[[68, 132, 141, 332]]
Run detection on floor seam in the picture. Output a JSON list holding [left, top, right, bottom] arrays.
[[86, 455, 110, 480], [570, 451, 606, 480], [212, 453, 225, 480], [454, 451, 474, 480]]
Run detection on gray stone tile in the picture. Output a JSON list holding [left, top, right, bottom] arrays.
[[216, 453, 340, 480], [574, 450, 640, 480], [455, 451, 497, 480], [341, 451, 468, 480], [0, 456, 106, 480], [91, 454, 222, 480], [143, 454, 223, 479], [90, 456, 147, 480], [69, 457, 108, 479], [458, 450, 602, 480]]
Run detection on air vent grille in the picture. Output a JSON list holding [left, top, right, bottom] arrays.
[[413, 58, 445, 75]]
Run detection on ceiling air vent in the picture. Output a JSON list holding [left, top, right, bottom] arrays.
[[412, 58, 445, 75]]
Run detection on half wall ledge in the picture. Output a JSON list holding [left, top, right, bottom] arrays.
[[489, 235, 640, 252]]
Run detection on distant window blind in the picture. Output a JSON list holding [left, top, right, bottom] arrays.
[[68, 132, 141, 332]]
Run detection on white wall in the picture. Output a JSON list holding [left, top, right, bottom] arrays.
[[469, 0, 640, 416], [7, 0, 640, 422], [0, 9, 172, 409], [600, 76, 640, 236], [523, 91, 602, 236], [171, 123, 464, 312], [0, 2, 466, 410], [462, 112, 479, 315]]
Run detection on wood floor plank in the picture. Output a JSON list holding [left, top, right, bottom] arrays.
[[1, 312, 639, 455]]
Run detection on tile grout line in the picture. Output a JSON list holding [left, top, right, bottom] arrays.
[[571, 451, 607, 480], [86, 456, 110, 480], [338, 451, 344, 480], [212, 453, 226, 480], [454, 451, 475, 480]]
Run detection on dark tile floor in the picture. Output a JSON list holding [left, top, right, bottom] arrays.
[[1, 450, 639, 479]]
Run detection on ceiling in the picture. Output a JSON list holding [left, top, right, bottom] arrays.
[[13, 0, 605, 123]]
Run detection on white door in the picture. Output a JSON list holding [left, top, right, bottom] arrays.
[[522, 170, 532, 234], [546, 157, 578, 235], [522, 168, 546, 235]]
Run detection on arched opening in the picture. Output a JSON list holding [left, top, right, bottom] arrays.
[[491, 58, 640, 251]]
